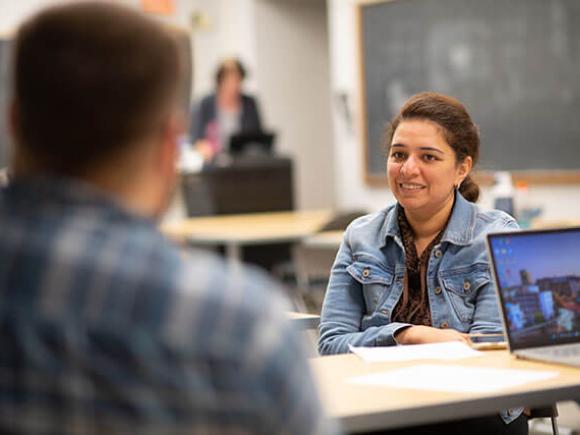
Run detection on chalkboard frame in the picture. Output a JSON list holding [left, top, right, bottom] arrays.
[[0, 33, 12, 171], [357, 0, 580, 187]]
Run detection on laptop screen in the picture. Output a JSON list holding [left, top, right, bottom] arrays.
[[487, 228, 580, 350]]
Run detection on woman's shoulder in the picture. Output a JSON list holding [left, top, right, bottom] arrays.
[[344, 204, 396, 239], [200, 93, 216, 106], [464, 205, 520, 250], [241, 93, 258, 105], [474, 205, 518, 231]]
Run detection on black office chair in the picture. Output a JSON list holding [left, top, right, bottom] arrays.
[[292, 210, 367, 312], [528, 405, 559, 435]]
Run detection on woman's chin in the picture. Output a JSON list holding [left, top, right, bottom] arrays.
[[395, 190, 426, 205]]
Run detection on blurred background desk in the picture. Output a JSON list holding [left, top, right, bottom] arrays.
[[180, 156, 294, 217], [178, 156, 295, 272], [287, 311, 320, 330], [162, 209, 332, 311], [161, 209, 332, 263]]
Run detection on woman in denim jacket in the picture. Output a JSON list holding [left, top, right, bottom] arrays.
[[319, 92, 526, 434]]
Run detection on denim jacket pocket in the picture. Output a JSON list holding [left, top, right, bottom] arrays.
[[347, 261, 394, 314], [440, 267, 490, 323]]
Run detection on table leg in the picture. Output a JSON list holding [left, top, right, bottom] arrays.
[[226, 243, 242, 266]]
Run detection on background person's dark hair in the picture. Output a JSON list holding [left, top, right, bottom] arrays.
[[384, 92, 480, 202], [215, 58, 246, 88], [12, 2, 182, 176]]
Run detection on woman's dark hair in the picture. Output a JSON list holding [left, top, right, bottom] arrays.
[[215, 58, 246, 88], [384, 92, 480, 202]]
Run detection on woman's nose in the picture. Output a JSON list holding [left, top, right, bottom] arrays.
[[400, 155, 420, 176]]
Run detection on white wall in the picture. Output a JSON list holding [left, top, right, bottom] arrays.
[[326, 0, 580, 220], [255, 0, 335, 210], [0, 0, 53, 34], [191, 0, 259, 99], [327, 0, 395, 212]]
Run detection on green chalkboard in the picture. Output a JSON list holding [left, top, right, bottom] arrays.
[[359, 0, 580, 185]]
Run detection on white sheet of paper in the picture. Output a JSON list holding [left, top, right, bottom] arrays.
[[349, 342, 483, 362], [348, 364, 559, 393]]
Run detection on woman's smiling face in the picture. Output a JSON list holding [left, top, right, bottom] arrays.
[[387, 119, 471, 218]]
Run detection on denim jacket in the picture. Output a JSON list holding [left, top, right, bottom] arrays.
[[319, 193, 522, 424]]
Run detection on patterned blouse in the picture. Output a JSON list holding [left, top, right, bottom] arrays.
[[391, 207, 449, 326]]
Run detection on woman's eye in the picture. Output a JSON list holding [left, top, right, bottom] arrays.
[[423, 154, 437, 161], [391, 151, 406, 160]]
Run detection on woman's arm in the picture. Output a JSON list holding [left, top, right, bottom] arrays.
[[394, 325, 468, 344], [190, 96, 214, 143], [318, 233, 411, 355]]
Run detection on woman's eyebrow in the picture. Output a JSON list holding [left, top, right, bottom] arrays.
[[420, 146, 445, 155], [391, 143, 445, 155]]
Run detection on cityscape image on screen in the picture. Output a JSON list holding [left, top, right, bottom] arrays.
[[490, 231, 580, 345]]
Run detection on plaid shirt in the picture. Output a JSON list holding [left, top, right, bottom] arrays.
[[0, 177, 338, 435]]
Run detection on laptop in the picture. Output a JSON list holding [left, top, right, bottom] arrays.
[[228, 131, 275, 157], [487, 227, 580, 367]]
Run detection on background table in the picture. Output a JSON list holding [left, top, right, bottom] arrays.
[[162, 209, 332, 264], [287, 311, 320, 330]]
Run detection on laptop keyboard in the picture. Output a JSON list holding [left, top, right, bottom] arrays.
[[552, 346, 580, 358], [526, 344, 580, 359]]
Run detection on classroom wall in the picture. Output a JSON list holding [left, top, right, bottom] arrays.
[[326, 0, 395, 212], [0, 0, 50, 33], [190, 0, 259, 100], [326, 0, 580, 220], [254, 0, 335, 210]]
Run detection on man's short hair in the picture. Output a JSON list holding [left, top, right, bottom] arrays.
[[13, 2, 182, 175]]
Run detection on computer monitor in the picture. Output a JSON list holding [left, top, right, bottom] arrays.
[[229, 131, 275, 157]]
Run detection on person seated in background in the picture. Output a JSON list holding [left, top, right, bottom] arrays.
[[190, 57, 263, 160], [0, 3, 337, 434], [318, 92, 527, 434]]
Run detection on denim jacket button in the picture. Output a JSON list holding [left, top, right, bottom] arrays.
[[439, 321, 449, 329], [434, 250, 442, 258], [362, 268, 370, 278], [434, 286, 442, 295], [463, 281, 471, 291]]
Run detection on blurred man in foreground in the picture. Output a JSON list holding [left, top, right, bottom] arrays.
[[0, 3, 336, 434]]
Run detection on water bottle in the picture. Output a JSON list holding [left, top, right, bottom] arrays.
[[492, 171, 515, 217], [514, 180, 542, 228]]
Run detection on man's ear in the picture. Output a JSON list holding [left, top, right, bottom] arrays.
[[8, 99, 19, 142], [156, 111, 185, 175]]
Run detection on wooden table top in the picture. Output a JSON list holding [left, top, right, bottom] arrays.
[[310, 350, 580, 433], [161, 209, 333, 245]]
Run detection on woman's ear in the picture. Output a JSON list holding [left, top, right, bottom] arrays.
[[456, 156, 473, 186]]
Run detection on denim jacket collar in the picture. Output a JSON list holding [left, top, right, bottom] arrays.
[[380, 192, 476, 248]]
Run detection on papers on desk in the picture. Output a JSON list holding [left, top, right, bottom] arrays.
[[349, 342, 483, 362], [348, 364, 559, 393]]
